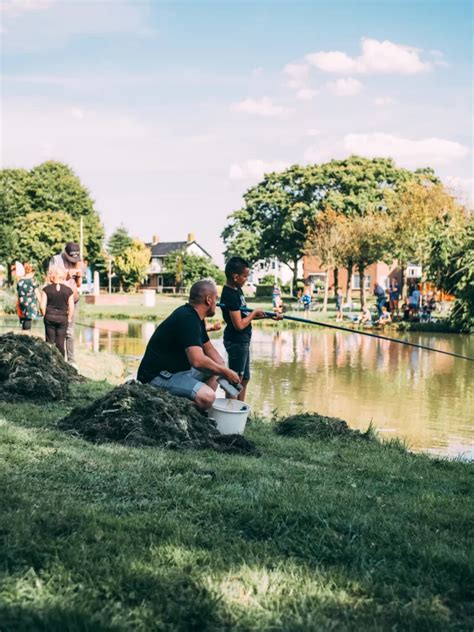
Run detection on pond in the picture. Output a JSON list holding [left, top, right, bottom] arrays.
[[2, 317, 472, 458], [72, 319, 473, 459]]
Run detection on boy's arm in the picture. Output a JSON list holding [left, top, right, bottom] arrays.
[[229, 309, 265, 331]]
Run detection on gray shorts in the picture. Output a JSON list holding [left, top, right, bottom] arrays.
[[224, 340, 251, 381], [149, 367, 212, 400]]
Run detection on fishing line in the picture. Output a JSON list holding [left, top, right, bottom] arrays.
[[217, 303, 474, 362]]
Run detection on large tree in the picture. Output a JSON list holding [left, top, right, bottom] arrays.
[[107, 226, 133, 257], [0, 161, 104, 270], [223, 157, 435, 293], [222, 164, 319, 289], [0, 169, 33, 280], [16, 210, 79, 272], [113, 239, 151, 291], [384, 180, 465, 294], [306, 207, 349, 311], [426, 213, 473, 332], [343, 209, 393, 308]]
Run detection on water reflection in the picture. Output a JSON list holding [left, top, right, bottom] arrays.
[[75, 321, 473, 458]]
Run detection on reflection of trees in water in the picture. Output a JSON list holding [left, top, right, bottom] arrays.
[[248, 328, 473, 453]]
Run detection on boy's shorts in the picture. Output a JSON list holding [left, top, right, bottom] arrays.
[[224, 341, 251, 381], [149, 367, 212, 400]]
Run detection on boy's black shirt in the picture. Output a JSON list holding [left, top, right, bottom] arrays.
[[137, 304, 209, 383], [220, 285, 252, 343]]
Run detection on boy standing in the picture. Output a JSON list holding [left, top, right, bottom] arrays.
[[220, 257, 266, 401]]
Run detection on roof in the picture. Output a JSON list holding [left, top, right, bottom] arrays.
[[148, 240, 212, 259]]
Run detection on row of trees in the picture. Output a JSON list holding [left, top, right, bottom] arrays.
[[0, 161, 224, 292], [0, 161, 104, 279], [222, 156, 472, 330]]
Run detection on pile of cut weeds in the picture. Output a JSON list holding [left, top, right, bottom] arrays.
[[59, 381, 259, 455], [0, 333, 81, 402], [276, 412, 373, 441]]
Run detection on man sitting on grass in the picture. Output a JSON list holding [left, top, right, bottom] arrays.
[[137, 279, 239, 410]]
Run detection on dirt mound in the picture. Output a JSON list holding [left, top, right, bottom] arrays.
[[58, 381, 259, 455], [276, 412, 373, 441], [0, 333, 81, 402]]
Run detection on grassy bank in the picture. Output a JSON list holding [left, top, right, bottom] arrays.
[[0, 381, 472, 631]]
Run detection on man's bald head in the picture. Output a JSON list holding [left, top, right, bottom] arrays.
[[189, 279, 218, 316]]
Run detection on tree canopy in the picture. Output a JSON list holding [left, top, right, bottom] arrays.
[[165, 252, 225, 288], [107, 226, 134, 258], [113, 239, 151, 291], [0, 161, 104, 270], [222, 156, 437, 290]]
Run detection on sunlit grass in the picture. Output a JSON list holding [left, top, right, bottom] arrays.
[[0, 382, 472, 631]]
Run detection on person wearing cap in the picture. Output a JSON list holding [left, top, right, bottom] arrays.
[[48, 242, 84, 367]]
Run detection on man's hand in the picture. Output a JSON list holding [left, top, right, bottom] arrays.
[[251, 309, 266, 320], [272, 312, 284, 320], [222, 367, 240, 384], [206, 321, 222, 332]]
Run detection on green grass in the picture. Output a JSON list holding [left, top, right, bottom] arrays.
[[0, 381, 472, 631]]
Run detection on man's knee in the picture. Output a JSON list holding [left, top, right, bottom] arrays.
[[194, 384, 216, 410]]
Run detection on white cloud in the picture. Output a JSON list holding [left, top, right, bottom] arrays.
[[344, 133, 469, 166], [231, 97, 291, 118], [306, 37, 431, 75], [328, 77, 363, 96], [307, 128, 321, 137], [296, 88, 318, 101], [251, 66, 264, 78], [283, 62, 310, 88], [374, 96, 395, 107], [229, 159, 290, 181], [304, 133, 470, 169]]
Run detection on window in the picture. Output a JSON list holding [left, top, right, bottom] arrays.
[[352, 274, 371, 290]]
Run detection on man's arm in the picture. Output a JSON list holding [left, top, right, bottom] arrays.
[[186, 346, 239, 383], [202, 340, 225, 366]]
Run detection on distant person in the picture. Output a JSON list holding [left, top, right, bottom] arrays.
[[16, 262, 41, 331], [220, 257, 271, 402], [302, 290, 312, 315], [351, 305, 373, 327], [409, 284, 421, 314], [272, 283, 282, 311], [40, 266, 75, 358], [49, 242, 84, 368], [373, 282, 386, 318], [389, 280, 400, 315], [376, 305, 392, 327], [137, 279, 239, 410], [335, 287, 343, 322]]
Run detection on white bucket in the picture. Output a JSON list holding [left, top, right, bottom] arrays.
[[209, 398, 251, 435]]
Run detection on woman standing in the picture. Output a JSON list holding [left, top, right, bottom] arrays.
[[40, 267, 75, 358], [16, 262, 41, 330]]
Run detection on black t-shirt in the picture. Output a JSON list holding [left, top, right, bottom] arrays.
[[43, 283, 73, 324], [137, 304, 210, 383], [220, 285, 251, 343]]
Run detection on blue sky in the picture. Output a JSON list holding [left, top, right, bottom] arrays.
[[1, 0, 472, 262]]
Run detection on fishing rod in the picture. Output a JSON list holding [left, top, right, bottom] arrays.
[[217, 303, 474, 362]]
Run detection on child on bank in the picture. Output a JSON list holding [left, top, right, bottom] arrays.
[[40, 266, 75, 358], [220, 257, 267, 401]]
